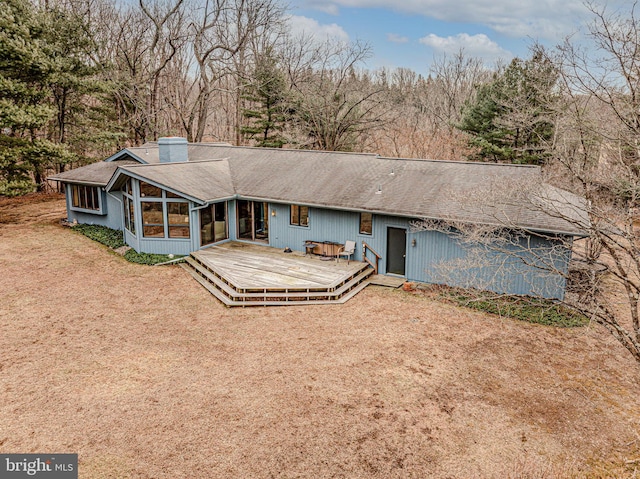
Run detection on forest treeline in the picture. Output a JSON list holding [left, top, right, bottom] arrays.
[[0, 0, 639, 199]]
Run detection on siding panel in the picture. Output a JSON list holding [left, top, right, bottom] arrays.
[[270, 206, 569, 299]]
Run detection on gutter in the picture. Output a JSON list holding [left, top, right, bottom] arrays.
[[48, 178, 108, 187]]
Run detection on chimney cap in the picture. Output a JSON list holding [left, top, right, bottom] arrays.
[[158, 136, 188, 144]]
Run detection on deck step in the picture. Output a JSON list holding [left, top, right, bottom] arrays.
[[182, 252, 373, 307]]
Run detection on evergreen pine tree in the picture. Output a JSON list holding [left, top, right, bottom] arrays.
[[240, 55, 289, 148], [458, 51, 557, 165]]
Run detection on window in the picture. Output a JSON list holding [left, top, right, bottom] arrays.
[[359, 212, 373, 235], [121, 177, 191, 240], [140, 181, 161, 198], [71, 185, 100, 211], [123, 196, 135, 235], [167, 202, 190, 238], [290, 205, 309, 227], [135, 183, 191, 240], [122, 179, 135, 235], [142, 202, 164, 237]]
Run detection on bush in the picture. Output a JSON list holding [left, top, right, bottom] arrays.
[[72, 224, 125, 249], [72, 224, 183, 265], [425, 285, 588, 328], [123, 250, 181, 265]]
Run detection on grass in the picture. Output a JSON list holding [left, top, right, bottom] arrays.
[[72, 224, 182, 265], [426, 285, 589, 328]]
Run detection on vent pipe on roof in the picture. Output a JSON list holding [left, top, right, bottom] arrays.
[[159, 137, 188, 163]]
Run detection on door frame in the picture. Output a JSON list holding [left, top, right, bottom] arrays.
[[386, 227, 407, 276]]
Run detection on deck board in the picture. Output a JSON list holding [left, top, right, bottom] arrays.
[[193, 242, 366, 290]]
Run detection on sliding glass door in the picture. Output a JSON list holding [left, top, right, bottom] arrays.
[[200, 202, 228, 246], [237, 200, 269, 242]]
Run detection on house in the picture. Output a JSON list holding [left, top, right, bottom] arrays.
[[50, 137, 586, 301]]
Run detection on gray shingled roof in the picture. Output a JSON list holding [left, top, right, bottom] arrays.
[[123, 142, 235, 164], [49, 159, 138, 186], [54, 143, 588, 235], [114, 160, 235, 203], [223, 151, 587, 235]]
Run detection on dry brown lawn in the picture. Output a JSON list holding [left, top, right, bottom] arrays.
[[1, 194, 639, 478]]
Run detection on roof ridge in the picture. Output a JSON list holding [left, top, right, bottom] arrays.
[[124, 157, 228, 166], [188, 143, 379, 157], [376, 156, 541, 169]]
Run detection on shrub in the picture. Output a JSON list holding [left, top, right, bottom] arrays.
[[72, 224, 183, 265], [123, 250, 181, 265], [423, 285, 588, 328], [72, 224, 125, 249]]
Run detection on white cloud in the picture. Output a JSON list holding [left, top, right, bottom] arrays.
[[305, 2, 340, 15], [387, 33, 409, 43], [419, 33, 512, 62], [303, 0, 588, 40], [287, 15, 350, 43]]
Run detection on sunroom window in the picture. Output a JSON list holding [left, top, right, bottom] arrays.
[[122, 179, 135, 235], [168, 202, 190, 238], [142, 202, 164, 238], [140, 181, 162, 198], [135, 182, 191, 240]]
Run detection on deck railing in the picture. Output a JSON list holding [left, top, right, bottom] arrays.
[[362, 241, 381, 274]]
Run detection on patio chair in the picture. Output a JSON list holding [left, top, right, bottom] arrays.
[[337, 240, 356, 264]]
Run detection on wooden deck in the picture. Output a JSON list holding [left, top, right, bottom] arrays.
[[182, 242, 374, 306]]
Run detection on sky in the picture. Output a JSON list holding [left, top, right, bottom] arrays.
[[285, 0, 623, 75]]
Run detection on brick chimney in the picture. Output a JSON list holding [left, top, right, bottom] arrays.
[[158, 137, 188, 163]]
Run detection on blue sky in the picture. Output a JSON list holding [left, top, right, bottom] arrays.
[[286, 0, 620, 75]]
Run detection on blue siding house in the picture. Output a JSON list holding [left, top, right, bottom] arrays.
[[51, 137, 586, 300]]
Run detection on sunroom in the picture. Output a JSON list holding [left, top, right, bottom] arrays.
[[106, 162, 235, 256]]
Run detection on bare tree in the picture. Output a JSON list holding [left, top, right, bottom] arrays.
[[370, 64, 482, 160], [285, 39, 388, 151], [429, 50, 489, 133], [181, 0, 285, 143]]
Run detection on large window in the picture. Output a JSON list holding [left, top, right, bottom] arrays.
[[290, 205, 309, 227], [142, 202, 164, 238], [126, 179, 191, 240], [71, 184, 100, 211], [168, 202, 190, 238], [359, 212, 373, 235]]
